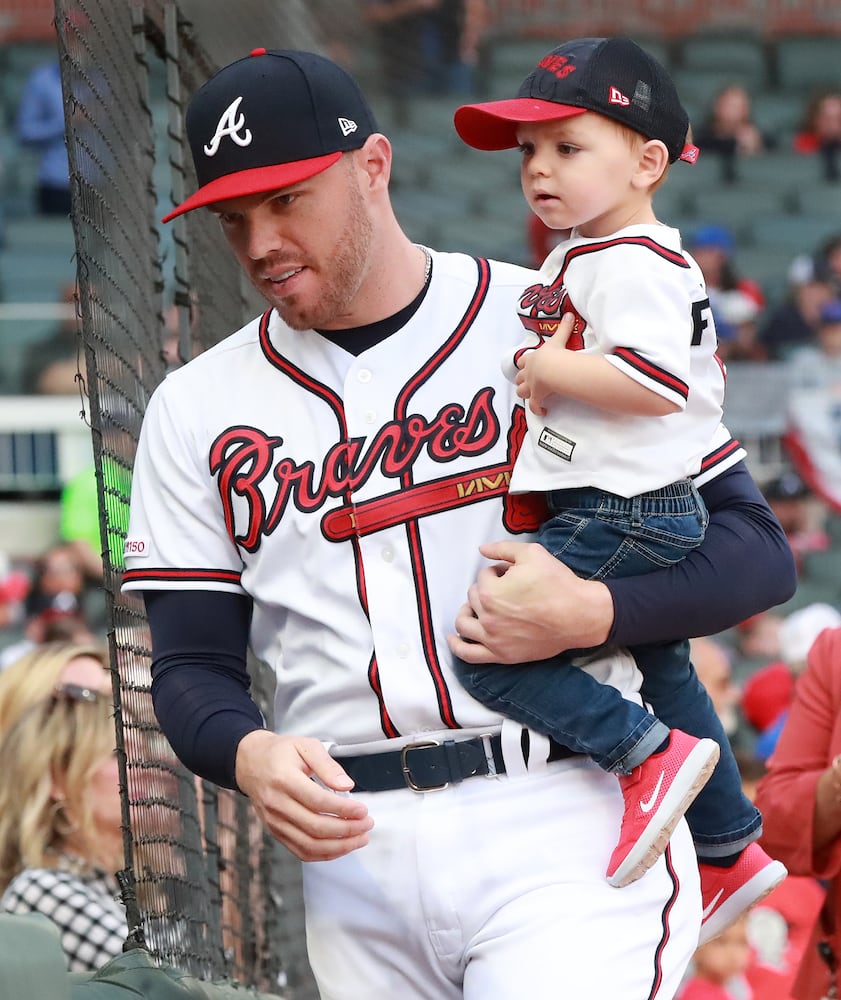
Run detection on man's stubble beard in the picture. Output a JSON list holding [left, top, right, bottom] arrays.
[[271, 179, 374, 332]]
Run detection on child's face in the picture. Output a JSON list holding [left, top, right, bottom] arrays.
[[692, 916, 751, 985], [517, 112, 657, 239]]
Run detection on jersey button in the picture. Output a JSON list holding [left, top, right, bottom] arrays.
[[397, 643, 409, 658], [357, 369, 372, 383], [382, 546, 395, 562], [364, 410, 377, 424]]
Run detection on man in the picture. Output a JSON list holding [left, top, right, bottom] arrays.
[[123, 49, 795, 999]]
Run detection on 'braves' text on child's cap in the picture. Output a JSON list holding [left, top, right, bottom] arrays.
[[161, 48, 378, 222], [454, 36, 698, 165]]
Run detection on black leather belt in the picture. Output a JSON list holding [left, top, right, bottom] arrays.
[[337, 732, 580, 793]]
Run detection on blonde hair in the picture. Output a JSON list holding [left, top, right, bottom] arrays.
[[0, 642, 116, 891], [602, 116, 673, 193], [0, 641, 109, 735]]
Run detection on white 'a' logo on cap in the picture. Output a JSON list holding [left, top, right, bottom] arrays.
[[204, 96, 253, 157], [338, 117, 358, 137]]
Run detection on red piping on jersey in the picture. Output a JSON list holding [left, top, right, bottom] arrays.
[[698, 436, 742, 475], [258, 309, 400, 738], [392, 256, 493, 731], [527, 236, 692, 399], [122, 567, 243, 586], [613, 347, 689, 401], [521, 234, 691, 323], [561, 234, 691, 271], [646, 843, 680, 999]]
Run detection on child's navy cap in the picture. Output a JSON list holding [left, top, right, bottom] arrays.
[[454, 37, 698, 165], [162, 48, 378, 223]]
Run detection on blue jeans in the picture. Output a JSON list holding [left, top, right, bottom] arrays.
[[455, 479, 761, 858]]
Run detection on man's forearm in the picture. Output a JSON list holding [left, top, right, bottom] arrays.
[[607, 461, 796, 647]]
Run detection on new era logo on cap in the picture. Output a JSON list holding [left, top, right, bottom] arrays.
[[608, 86, 630, 107], [162, 48, 378, 223]]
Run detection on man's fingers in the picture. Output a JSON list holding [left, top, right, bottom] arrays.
[[453, 599, 482, 638], [278, 826, 373, 863], [446, 631, 494, 663], [265, 801, 374, 861], [478, 540, 528, 564], [297, 740, 357, 794]]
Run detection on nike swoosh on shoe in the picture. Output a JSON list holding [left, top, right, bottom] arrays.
[[640, 771, 665, 813], [702, 888, 724, 920]]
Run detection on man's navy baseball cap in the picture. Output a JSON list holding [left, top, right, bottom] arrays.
[[454, 37, 698, 165], [161, 48, 378, 223]]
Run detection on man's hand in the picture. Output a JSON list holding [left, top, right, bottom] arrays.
[[515, 312, 575, 416], [235, 730, 374, 861], [447, 540, 615, 663]]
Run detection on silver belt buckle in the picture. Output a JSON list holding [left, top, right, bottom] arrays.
[[401, 739, 447, 792]]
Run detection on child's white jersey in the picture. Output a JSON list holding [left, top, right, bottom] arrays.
[[508, 223, 728, 498]]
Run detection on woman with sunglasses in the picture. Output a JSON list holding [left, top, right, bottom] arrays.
[[0, 642, 126, 972]]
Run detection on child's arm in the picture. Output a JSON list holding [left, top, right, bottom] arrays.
[[516, 313, 680, 418]]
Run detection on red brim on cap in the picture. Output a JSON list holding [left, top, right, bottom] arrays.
[[454, 99, 587, 151], [161, 151, 343, 223]]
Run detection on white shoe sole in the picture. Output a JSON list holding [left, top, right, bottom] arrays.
[[698, 859, 788, 945], [608, 738, 721, 888]]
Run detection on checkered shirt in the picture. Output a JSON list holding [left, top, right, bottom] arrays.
[[1, 856, 126, 972]]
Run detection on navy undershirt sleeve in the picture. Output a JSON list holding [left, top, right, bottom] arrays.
[[607, 460, 797, 647], [145, 461, 796, 782], [144, 589, 264, 789]]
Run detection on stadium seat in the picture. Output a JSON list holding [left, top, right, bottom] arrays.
[[665, 153, 730, 203], [800, 549, 841, 593], [484, 37, 555, 79], [678, 34, 769, 89], [748, 215, 841, 258], [774, 36, 841, 93], [4, 216, 76, 252], [0, 246, 76, 303], [735, 245, 800, 307], [681, 186, 791, 236], [736, 150, 827, 192], [652, 185, 693, 225], [793, 183, 841, 221], [751, 92, 806, 136], [721, 361, 792, 482], [672, 68, 742, 117]]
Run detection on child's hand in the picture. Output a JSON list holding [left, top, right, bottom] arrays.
[[515, 312, 575, 416]]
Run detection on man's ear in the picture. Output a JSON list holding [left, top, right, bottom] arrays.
[[356, 133, 392, 191], [635, 139, 669, 189]]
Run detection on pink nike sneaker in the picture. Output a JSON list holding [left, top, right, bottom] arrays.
[[606, 729, 720, 888], [698, 842, 787, 945]]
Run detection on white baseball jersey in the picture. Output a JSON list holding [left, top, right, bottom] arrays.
[[123, 251, 648, 743], [508, 223, 737, 497], [122, 249, 742, 747]]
